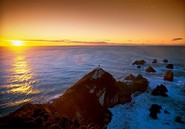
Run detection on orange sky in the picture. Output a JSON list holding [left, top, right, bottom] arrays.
[[0, 0, 185, 46]]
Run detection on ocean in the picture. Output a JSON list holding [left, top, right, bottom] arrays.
[[0, 46, 185, 119]]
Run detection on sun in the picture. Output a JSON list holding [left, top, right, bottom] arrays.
[[11, 40, 24, 46]]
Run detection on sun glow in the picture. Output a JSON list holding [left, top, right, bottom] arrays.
[[11, 40, 24, 46]]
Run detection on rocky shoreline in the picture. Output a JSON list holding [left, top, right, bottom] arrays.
[[1, 58, 183, 129], [0, 67, 149, 129]]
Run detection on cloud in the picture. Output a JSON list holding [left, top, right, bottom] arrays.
[[25, 39, 63, 42], [24, 39, 116, 46], [70, 40, 114, 46], [172, 38, 183, 41]]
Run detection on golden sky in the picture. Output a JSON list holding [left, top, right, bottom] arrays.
[[0, 0, 185, 46]]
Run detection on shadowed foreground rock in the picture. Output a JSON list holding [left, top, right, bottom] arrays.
[[0, 68, 148, 129]]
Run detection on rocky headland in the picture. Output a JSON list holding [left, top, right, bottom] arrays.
[[0, 68, 148, 129]]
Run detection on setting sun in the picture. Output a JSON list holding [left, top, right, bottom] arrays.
[[11, 40, 24, 46]]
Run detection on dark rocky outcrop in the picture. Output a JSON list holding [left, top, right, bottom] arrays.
[[164, 110, 170, 114], [152, 59, 157, 63], [0, 104, 80, 129], [124, 74, 135, 80], [164, 70, 174, 81], [163, 59, 168, 63], [175, 116, 185, 124], [117, 74, 148, 103], [149, 104, 162, 119], [0, 68, 148, 129], [132, 60, 146, 65], [151, 84, 168, 97], [131, 74, 148, 92], [166, 64, 174, 69], [145, 66, 156, 72], [51, 68, 118, 128], [137, 66, 141, 69]]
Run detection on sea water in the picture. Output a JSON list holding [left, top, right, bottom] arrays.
[[0, 46, 185, 118]]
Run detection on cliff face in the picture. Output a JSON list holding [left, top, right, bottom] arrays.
[[0, 68, 148, 129], [52, 68, 120, 127]]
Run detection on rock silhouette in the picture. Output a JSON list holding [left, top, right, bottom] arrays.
[[137, 66, 141, 69], [132, 60, 146, 65], [175, 116, 185, 124], [163, 59, 168, 63], [151, 84, 168, 97], [166, 64, 174, 69], [152, 59, 157, 63], [149, 104, 162, 119]]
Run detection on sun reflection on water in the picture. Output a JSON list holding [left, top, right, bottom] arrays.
[[6, 50, 40, 106]]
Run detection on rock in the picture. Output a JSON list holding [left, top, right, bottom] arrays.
[[151, 84, 168, 97], [117, 74, 148, 103], [137, 66, 141, 69], [0, 104, 82, 129], [52, 68, 118, 127], [149, 104, 162, 119], [0, 68, 149, 128], [164, 70, 174, 81], [163, 59, 168, 63], [166, 64, 174, 69], [145, 66, 156, 72], [132, 60, 146, 65], [164, 110, 170, 114], [131, 74, 149, 92], [124, 74, 135, 80], [152, 59, 157, 63], [175, 116, 185, 124]]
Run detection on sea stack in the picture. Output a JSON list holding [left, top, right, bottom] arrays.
[[163, 59, 168, 63], [151, 84, 168, 97], [164, 70, 174, 81], [145, 66, 156, 72], [152, 59, 157, 63], [166, 64, 174, 69], [132, 60, 146, 65]]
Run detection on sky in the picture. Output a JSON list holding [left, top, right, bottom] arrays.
[[0, 0, 185, 46]]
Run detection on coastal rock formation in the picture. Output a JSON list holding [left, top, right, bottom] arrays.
[[124, 74, 135, 80], [164, 70, 174, 81], [163, 59, 168, 63], [152, 59, 157, 63], [137, 66, 141, 69], [51, 67, 119, 128], [149, 104, 162, 119], [175, 116, 185, 124], [145, 66, 156, 72], [151, 84, 168, 97], [117, 74, 148, 103], [0, 68, 148, 129], [131, 74, 148, 92], [132, 60, 146, 65], [0, 104, 82, 129], [166, 64, 174, 69]]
